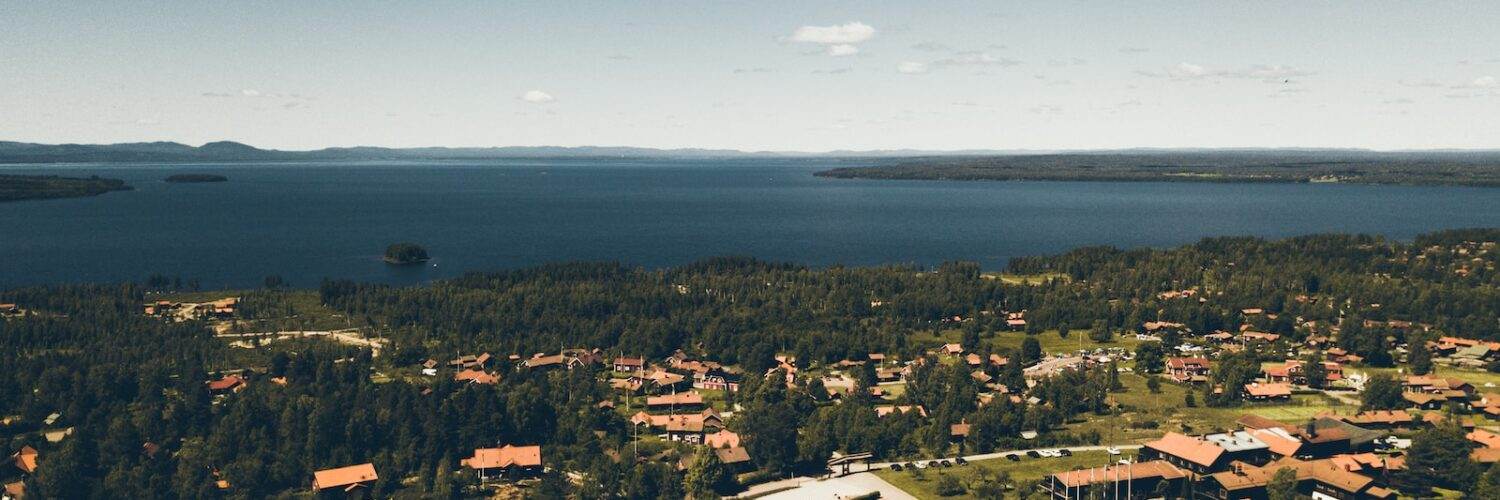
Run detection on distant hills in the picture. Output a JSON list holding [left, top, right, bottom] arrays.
[[5, 141, 1500, 186], [0, 140, 1020, 163]]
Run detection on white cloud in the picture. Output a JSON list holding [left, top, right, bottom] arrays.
[[897, 61, 928, 74], [520, 90, 555, 103], [827, 44, 859, 57], [1472, 76, 1497, 88], [788, 22, 875, 44], [240, 89, 262, 97]]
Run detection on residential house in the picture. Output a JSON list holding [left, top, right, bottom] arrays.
[[461, 445, 542, 482], [1243, 382, 1293, 402], [1200, 457, 1396, 499], [311, 463, 378, 497], [1139, 432, 1231, 475], [1262, 360, 1343, 385], [207, 374, 247, 395], [612, 356, 645, 373], [448, 353, 493, 370], [1166, 357, 1210, 384], [645, 391, 704, 410], [11, 446, 37, 475], [454, 369, 499, 385]]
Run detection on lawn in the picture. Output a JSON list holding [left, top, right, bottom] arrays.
[[981, 272, 1071, 285], [919, 329, 1145, 357], [1355, 365, 1500, 391], [876, 451, 1111, 500], [1061, 373, 1359, 443]]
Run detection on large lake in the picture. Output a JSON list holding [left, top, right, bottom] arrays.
[[4, 158, 1498, 289]]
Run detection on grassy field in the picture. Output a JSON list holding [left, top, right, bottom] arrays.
[[1061, 373, 1358, 443], [981, 272, 1071, 285], [919, 329, 1145, 357], [876, 451, 1111, 499], [1355, 365, 1500, 391]]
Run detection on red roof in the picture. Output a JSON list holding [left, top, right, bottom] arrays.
[[207, 375, 246, 392]]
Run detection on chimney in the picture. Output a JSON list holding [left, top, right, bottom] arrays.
[[1305, 419, 1317, 438]]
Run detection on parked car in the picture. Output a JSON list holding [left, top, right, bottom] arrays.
[[1006, 454, 1021, 461], [1026, 450, 1042, 458], [904, 462, 916, 469], [1107, 447, 1122, 455], [1058, 448, 1073, 457], [939, 460, 953, 467], [890, 464, 903, 471], [955, 457, 969, 466]]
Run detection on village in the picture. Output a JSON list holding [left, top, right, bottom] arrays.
[[8, 293, 1499, 500], [2, 234, 1498, 499]]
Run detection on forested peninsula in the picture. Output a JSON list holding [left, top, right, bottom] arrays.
[[815, 150, 1500, 187], [0, 174, 131, 202]]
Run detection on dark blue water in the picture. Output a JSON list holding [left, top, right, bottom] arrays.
[[3, 158, 1498, 289]]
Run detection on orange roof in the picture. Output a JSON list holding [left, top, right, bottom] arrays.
[[462, 445, 541, 469], [646, 391, 703, 407], [1244, 382, 1292, 398], [454, 369, 499, 385], [1209, 458, 1378, 495], [1469, 429, 1500, 449], [1052, 460, 1186, 488], [4, 480, 24, 498], [1145, 432, 1224, 468], [12, 445, 38, 474], [207, 375, 246, 391], [1248, 428, 1302, 457], [704, 429, 741, 449], [1473, 448, 1500, 463], [951, 423, 971, 437], [312, 463, 378, 491]]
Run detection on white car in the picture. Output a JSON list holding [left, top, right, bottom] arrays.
[[1106, 447, 1121, 455]]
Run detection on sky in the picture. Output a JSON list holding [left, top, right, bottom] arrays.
[[2, 1, 1499, 151]]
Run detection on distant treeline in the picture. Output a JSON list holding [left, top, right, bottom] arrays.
[[815, 150, 1500, 187], [0, 174, 131, 202]]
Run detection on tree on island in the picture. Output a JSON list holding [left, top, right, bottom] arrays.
[[384, 243, 429, 264]]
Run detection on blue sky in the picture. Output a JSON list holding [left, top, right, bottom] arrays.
[[2, 1, 1498, 151]]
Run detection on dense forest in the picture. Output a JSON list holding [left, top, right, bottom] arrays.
[[1, 229, 1497, 497], [815, 150, 1500, 186], [0, 174, 131, 202]]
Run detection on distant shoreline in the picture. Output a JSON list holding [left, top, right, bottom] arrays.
[[815, 152, 1500, 188]]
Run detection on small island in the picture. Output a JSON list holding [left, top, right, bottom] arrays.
[[164, 174, 228, 183], [383, 243, 430, 265], [0, 174, 132, 202]]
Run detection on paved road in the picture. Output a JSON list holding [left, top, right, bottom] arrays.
[[733, 443, 1144, 498]]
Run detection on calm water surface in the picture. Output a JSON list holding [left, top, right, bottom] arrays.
[[3, 158, 1498, 288]]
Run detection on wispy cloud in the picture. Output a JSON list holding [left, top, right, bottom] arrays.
[[1137, 62, 1312, 82], [897, 61, 928, 74], [1119, 47, 1150, 54], [520, 90, 555, 103], [932, 52, 1021, 68]]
